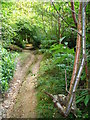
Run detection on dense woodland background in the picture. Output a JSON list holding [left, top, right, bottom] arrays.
[[0, 0, 90, 118]]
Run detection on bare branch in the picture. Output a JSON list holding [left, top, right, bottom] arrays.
[[65, 70, 67, 91], [71, 0, 77, 27], [67, 3, 78, 16], [85, 0, 89, 9], [51, 1, 70, 27], [44, 91, 54, 99], [65, 70, 70, 94], [69, 28, 82, 36]]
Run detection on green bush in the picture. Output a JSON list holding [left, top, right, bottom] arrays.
[[0, 45, 17, 92]]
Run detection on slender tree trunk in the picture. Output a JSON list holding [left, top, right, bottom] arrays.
[[69, 3, 82, 93], [72, 1, 86, 92], [71, 0, 77, 27], [81, 1, 90, 92], [58, 16, 61, 43]]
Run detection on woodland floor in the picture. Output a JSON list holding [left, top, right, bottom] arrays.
[[1, 50, 42, 118]]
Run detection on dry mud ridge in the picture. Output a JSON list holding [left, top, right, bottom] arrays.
[[0, 50, 42, 119]]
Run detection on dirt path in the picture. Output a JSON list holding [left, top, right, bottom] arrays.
[[1, 50, 42, 118]]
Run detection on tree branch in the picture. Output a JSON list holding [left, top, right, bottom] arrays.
[[65, 70, 70, 94], [51, 1, 70, 27], [69, 3, 82, 94], [44, 91, 54, 99], [71, 0, 77, 27], [67, 3, 78, 16], [69, 28, 82, 36], [85, 0, 89, 9]]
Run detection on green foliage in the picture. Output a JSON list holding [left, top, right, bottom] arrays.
[[0, 45, 17, 92], [76, 91, 90, 106], [1, 0, 89, 118], [36, 43, 75, 118], [40, 40, 57, 52], [1, 1, 50, 48], [1, 1, 78, 49], [36, 42, 89, 118], [76, 90, 89, 118]]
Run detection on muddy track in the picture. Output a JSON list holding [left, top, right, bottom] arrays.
[[1, 50, 42, 118]]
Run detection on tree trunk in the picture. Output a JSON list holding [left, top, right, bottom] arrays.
[[69, 3, 82, 94]]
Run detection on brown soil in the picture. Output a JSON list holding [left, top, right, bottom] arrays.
[[2, 50, 42, 118]]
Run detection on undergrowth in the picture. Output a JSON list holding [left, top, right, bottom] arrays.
[[36, 44, 75, 118], [36, 43, 90, 118]]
